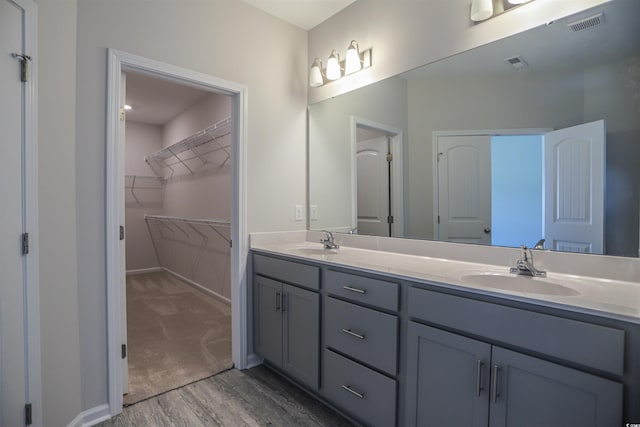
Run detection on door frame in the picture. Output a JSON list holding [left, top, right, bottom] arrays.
[[105, 49, 248, 415], [10, 0, 42, 425], [351, 116, 404, 237], [432, 129, 550, 240]]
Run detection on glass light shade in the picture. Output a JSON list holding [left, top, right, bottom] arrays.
[[309, 58, 323, 87], [345, 40, 362, 75], [470, 0, 493, 21], [326, 50, 341, 81], [508, 0, 531, 3]]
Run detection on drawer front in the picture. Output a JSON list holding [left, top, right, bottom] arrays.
[[323, 349, 397, 427], [408, 287, 625, 376], [253, 253, 319, 290], [325, 297, 398, 375], [325, 269, 399, 311]]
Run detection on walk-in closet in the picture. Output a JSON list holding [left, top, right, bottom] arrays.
[[123, 71, 233, 405]]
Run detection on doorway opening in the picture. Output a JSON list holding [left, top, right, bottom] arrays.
[[106, 49, 248, 416], [121, 71, 234, 405]]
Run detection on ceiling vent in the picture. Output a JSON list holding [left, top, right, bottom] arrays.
[[567, 12, 604, 32], [504, 56, 529, 70]]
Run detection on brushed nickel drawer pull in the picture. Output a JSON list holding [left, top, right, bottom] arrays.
[[491, 364, 500, 404], [341, 328, 365, 340], [476, 360, 484, 396], [341, 384, 365, 399], [343, 285, 366, 294]]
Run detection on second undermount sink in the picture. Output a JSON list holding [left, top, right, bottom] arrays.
[[460, 272, 580, 296]]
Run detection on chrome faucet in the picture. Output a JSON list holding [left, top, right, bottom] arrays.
[[533, 238, 545, 250], [510, 245, 546, 277], [320, 230, 339, 250]]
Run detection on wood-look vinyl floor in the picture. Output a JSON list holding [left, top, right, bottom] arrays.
[[99, 365, 355, 427]]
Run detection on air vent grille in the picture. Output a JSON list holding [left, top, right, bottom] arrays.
[[504, 56, 529, 70], [567, 13, 603, 32]]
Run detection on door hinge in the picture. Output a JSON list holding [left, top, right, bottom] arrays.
[[122, 344, 127, 359], [386, 153, 393, 162], [12, 53, 31, 82], [21, 233, 29, 255], [120, 107, 126, 121], [387, 215, 394, 224], [120, 226, 125, 241], [25, 403, 32, 425]]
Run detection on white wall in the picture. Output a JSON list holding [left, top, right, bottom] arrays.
[[35, 0, 83, 426], [75, 0, 308, 412], [308, 0, 609, 104], [124, 121, 163, 271]]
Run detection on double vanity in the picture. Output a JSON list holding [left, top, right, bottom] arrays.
[[250, 231, 640, 426]]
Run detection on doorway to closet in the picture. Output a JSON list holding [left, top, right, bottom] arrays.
[[122, 70, 234, 405]]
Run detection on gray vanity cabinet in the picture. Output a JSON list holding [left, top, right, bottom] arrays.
[[253, 255, 320, 390], [407, 319, 623, 427]]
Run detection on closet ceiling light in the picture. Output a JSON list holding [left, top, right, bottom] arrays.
[[308, 40, 372, 87], [124, 104, 132, 110]]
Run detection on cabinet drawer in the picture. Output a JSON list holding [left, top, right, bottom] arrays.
[[253, 253, 319, 290], [323, 349, 397, 427], [325, 297, 398, 375], [325, 269, 399, 311], [408, 287, 625, 376]]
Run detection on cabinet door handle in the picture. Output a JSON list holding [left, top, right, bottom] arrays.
[[281, 293, 287, 312], [343, 285, 366, 294], [491, 364, 500, 404], [275, 292, 281, 312], [341, 328, 365, 340], [341, 384, 365, 399], [476, 360, 484, 396]]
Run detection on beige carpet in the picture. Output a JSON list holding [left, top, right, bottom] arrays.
[[124, 271, 233, 405]]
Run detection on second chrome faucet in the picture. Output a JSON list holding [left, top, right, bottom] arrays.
[[510, 245, 546, 277]]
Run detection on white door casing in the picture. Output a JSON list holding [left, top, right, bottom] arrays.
[[436, 135, 492, 245], [106, 49, 248, 416], [0, 0, 41, 426], [357, 136, 391, 237], [543, 120, 605, 254], [119, 72, 128, 394]]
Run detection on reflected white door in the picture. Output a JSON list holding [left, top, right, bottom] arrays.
[[544, 120, 605, 254], [357, 136, 390, 237], [1, 1, 28, 424], [437, 135, 492, 244]]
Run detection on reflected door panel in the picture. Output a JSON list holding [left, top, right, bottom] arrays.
[[544, 120, 605, 254], [357, 136, 390, 237], [437, 135, 491, 244]]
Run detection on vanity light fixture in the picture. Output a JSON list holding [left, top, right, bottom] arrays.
[[309, 58, 324, 87], [345, 40, 362, 75], [471, 0, 535, 23], [309, 40, 372, 87], [326, 50, 342, 81]]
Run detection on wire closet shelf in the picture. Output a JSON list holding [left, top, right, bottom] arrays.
[[145, 116, 232, 178]]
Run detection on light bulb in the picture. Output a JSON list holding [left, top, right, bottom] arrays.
[[470, 0, 493, 21], [345, 40, 362, 75], [309, 58, 323, 87], [326, 50, 341, 81]]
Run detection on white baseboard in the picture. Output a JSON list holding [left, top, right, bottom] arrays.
[[66, 404, 110, 427], [163, 268, 231, 304], [126, 267, 163, 275], [245, 352, 264, 370]]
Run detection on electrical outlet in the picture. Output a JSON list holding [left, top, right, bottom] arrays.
[[310, 205, 318, 221], [295, 204, 304, 221]]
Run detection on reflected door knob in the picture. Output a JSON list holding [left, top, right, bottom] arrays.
[[484, 227, 491, 234]]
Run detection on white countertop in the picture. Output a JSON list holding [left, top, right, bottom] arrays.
[[251, 240, 640, 322]]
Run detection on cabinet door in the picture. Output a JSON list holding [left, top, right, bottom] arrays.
[[489, 347, 622, 427], [254, 275, 283, 366], [282, 283, 320, 389], [406, 322, 491, 427]]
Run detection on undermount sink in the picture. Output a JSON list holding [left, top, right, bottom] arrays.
[[285, 244, 339, 256], [460, 272, 580, 296]]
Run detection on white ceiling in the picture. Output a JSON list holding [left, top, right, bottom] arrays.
[[125, 72, 210, 126], [241, 0, 357, 30]]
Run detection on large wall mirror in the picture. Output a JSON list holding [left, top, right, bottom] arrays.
[[309, 0, 640, 257]]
